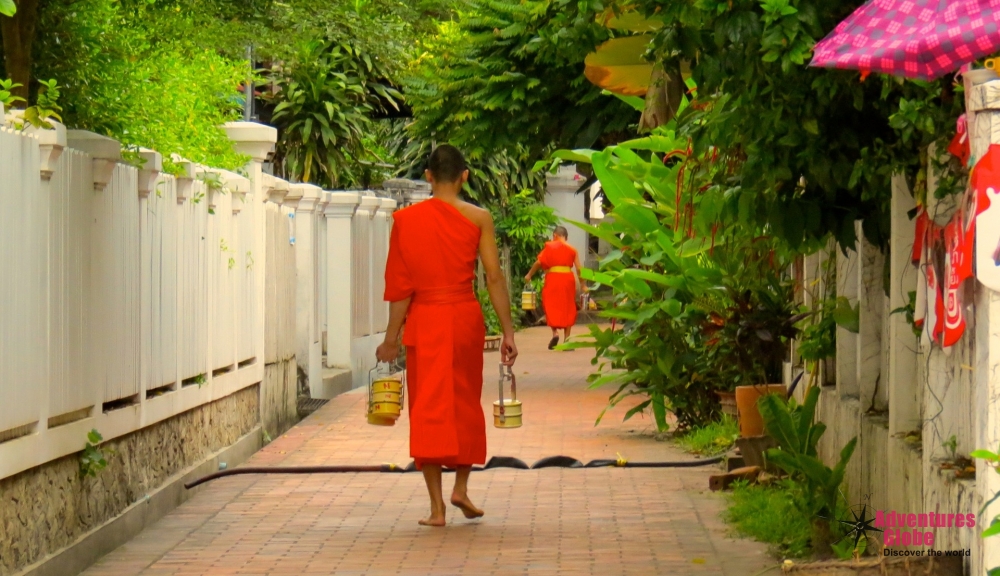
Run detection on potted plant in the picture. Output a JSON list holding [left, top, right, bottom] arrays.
[[703, 259, 805, 437]]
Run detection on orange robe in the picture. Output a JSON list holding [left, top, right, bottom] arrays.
[[383, 198, 486, 469], [538, 241, 578, 329]]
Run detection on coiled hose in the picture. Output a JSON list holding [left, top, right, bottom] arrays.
[[184, 454, 725, 490]]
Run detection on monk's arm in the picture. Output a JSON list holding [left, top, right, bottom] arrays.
[[524, 260, 543, 281], [384, 298, 411, 345], [574, 252, 588, 292], [479, 216, 515, 337]]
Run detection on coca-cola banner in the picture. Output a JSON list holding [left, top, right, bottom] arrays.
[[973, 145, 1000, 292]]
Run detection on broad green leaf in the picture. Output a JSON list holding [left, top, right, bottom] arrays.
[[567, 218, 624, 249], [552, 148, 596, 165], [613, 204, 660, 234], [758, 393, 798, 452], [833, 297, 860, 333], [661, 299, 682, 317], [623, 399, 652, 421], [0, 0, 15, 16], [584, 35, 655, 97], [972, 449, 1000, 461], [618, 134, 687, 153], [605, 91, 645, 112], [798, 386, 820, 453], [592, 153, 643, 205], [620, 273, 653, 299], [985, 517, 1000, 538], [622, 268, 677, 286], [652, 391, 668, 432]]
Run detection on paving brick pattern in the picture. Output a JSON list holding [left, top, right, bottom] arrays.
[[82, 328, 776, 575]]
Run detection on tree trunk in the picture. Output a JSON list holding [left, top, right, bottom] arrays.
[[639, 63, 684, 132], [1, 0, 40, 103]]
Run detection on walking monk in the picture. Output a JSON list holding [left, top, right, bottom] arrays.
[[376, 144, 518, 527], [524, 226, 587, 349]]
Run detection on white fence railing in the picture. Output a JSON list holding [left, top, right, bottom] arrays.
[[281, 187, 399, 396], [0, 111, 407, 479], [0, 119, 278, 481]]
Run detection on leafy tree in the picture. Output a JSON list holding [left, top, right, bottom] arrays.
[[631, 0, 963, 250], [404, 0, 638, 162], [264, 37, 400, 187], [31, 0, 249, 170]]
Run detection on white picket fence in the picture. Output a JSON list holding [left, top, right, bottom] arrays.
[[281, 185, 402, 397], [0, 111, 407, 481], [0, 118, 281, 481]]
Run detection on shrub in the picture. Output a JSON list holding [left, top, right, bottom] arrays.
[[725, 479, 813, 559], [34, 0, 249, 171]]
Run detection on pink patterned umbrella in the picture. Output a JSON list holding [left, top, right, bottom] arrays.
[[811, 0, 1000, 80]]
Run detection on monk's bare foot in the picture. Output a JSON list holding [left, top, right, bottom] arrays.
[[418, 514, 446, 527], [450, 493, 485, 519], [419, 503, 447, 527]]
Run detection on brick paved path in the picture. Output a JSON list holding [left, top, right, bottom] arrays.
[[83, 327, 775, 576]]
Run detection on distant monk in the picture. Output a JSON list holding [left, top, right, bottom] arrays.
[[376, 144, 518, 527], [524, 226, 587, 349]]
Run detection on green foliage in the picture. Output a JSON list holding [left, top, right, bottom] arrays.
[[675, 415, 738, 456], [21, 79, 63, 130], [404, 0, 637, 161], [557, 124, 732, 431], [79, 429, 113, 478], [972, 447, 1000, 555], [637, 0, 964, 250], [832, 297, 860, 334], [34, 0, 249, 170], [758, 386, 856, 554], [492, 189, 559, 276], [890, 290, 921, 338], [265, 38, 400, 188], [478, 289, 502, 336], [0, 78, 25, 108], [0, 0, 15, 17], [724, 478, 813, 558]]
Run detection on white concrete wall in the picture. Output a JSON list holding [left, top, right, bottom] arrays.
[[801, 79, 1000, 574], [545, 164, 589, 262]]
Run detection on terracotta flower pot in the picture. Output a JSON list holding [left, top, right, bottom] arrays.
[[735, 384, 786, 437]]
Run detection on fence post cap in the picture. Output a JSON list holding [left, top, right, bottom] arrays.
[[223, 121, 277, 162], [286, 183, 323, 211], [358, 195, 381, 211], [66, 130, 122, 161]]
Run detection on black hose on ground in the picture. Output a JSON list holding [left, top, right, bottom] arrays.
[[184, 454, 726, 490]]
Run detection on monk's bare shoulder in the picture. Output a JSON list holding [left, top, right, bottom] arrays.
[[456, 201, 492, 230]]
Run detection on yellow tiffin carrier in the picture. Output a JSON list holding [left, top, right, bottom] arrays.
[[521, 289, 537, 310], [493, 363, 522, 428], [367, 362, 404, 426]]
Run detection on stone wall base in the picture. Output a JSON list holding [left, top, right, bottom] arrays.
[[1, 385, 260, 576]]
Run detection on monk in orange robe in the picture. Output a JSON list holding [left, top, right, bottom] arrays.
[[524, 226, 586, 349], [376, 144, 518, 527]]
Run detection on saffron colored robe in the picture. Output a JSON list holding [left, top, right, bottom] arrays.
[[383, 198, 486, 469], [538, 241, 578, 329]]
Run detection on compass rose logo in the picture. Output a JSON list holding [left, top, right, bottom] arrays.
[[818, 493, 884, 554]]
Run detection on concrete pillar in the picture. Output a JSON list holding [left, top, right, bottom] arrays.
[[836, 230, 860, 399], [374, 198, 396, 336], [285, 183, 322, 396], [887, 175, 920, 435], [224, 122, 276, 379], [324, 192, 360, 369], [545, 164, 589, 263]]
